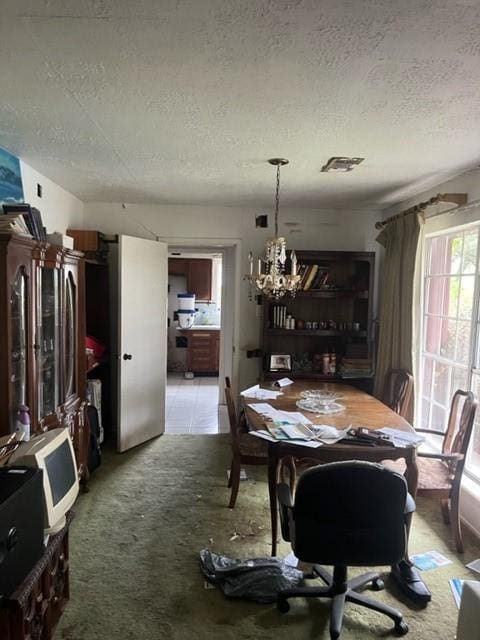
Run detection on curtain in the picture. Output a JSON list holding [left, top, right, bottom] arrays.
[[373, 214, 422, 423]]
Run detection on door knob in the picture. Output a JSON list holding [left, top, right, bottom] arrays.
[[123, 354, 133, 360]]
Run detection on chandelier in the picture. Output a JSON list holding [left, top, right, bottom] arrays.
[[246, 158, 301, 299]]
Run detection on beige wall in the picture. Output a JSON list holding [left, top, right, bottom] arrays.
[[83, 202, 382, 389], [20, 160, 84, 233]]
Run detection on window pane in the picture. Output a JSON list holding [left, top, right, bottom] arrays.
[[456, 321, 471, 362], [448, 236, 463, 275], [422, 357, 434, 398], [425, 315, 442, 354], [451, 367, 468, 397], [468, 374, 480, 477], [458, 275, 475, 320], [440, 319, 456, 360], [426, 277, 446, 315], [420, 398, 430, 429], [463, 231, 478, 274], [431, 403, 447, 431], [448, 277, 460, 317], [428, 236, 448, 275], [432, 361, 450, 405]]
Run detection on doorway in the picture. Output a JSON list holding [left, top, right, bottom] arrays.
[[165, 247, 230, 434]]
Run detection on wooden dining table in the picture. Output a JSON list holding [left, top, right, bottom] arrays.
[[243, 380, 419, 556]]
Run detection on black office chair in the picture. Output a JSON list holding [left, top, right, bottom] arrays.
[[277, 461, 410, 639]]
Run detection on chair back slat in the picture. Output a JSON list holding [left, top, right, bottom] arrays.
[[383, 369, 413, 418], [444, 390, 477, 459], [224, 377, 239, 446]]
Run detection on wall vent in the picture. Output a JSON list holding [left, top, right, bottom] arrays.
[[321, 157, 365, 173]]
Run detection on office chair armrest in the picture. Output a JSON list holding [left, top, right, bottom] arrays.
[[415, 428, 445, 436], [277, 482, 294, 542], [418, 451, 464, 461]]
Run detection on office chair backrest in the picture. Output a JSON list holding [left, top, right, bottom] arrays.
[[443, 390, 477, 467], [382, 369, 413, 418], [292, 461, 408, 566]]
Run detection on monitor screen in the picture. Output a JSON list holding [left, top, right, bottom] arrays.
[[45, 439, 77, 506]]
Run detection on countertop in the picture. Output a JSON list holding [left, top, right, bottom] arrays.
[[177, 325, 221, 331]]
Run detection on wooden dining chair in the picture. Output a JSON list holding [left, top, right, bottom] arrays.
[[225, 377, 296, 508], [382, 369, 414, 419], [414, 390, 477, 553]]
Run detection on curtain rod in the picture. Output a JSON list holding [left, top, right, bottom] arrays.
[[375, 193, 468, 230]]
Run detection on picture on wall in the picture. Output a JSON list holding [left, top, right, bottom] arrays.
[[0, 147, 24, 204]]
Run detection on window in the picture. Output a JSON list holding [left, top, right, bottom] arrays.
[[420, 226, 480, 480]]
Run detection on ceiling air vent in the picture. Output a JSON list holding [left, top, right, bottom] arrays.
[[321, 157, 365, 173]]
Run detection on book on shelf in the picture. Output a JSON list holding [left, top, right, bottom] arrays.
[[0, 212, 32, 236], [303, 264, 319, 290], [2, 204, 45, 241]]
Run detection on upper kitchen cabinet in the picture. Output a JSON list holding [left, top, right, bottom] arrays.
[[168, 257, 212, 301], [187, 259, 212, 301]]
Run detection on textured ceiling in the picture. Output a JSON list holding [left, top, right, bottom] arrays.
[[1, 0, 480, 209]]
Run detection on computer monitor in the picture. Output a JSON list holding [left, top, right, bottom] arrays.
[[8, 428, 79, 534]]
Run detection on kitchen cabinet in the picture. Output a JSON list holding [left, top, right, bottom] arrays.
[[0, 233, 89, 485], [168, 258, 212, 301], [181, 329, 219, 373]]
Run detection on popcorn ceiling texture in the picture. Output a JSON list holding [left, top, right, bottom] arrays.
[[1, 1, 480, 208]]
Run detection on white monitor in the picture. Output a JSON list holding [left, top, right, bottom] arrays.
[[9, 427, 79, 534]]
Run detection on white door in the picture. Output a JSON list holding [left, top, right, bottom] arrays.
[[117, 235, 167, 452]]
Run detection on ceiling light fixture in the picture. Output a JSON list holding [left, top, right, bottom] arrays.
[[245, 158, 301, 300], [321, 156, 365, 173]]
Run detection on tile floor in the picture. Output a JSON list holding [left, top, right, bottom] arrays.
[[165, 373, 229, 434]]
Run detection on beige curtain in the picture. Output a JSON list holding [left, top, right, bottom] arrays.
[[373, 214, 421, 423]]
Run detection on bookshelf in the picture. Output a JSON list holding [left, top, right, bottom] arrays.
[[261, 251, 375, 389]]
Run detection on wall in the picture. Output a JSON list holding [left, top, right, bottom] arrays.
[[20, 160, 84, 233], [83, 202, 382, 390]]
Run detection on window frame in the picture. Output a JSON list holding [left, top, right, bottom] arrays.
[[418, 222, 480, 483]]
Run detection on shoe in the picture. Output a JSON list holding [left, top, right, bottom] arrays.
[[391, 561, 432, 605]]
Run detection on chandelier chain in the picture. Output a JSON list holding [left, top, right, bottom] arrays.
[[274, 163, 281, 237]]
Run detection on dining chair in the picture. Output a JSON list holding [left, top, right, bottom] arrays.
[[277, 461, 409, 638], [225, 377, 295, 508], [415, 389, 477, 553], [382, 369, 414, 419]]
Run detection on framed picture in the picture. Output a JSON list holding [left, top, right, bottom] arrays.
[[269, 354, 292, 372]]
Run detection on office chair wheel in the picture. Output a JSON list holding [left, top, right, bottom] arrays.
[[371, 577, 384, 591], [394, 620, 409, 636], [277, 597, 290, 614]]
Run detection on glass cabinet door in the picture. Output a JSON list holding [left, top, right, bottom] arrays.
[[65, 272, 76, 398], [10, 267, 28, 430], [38, 267, 60, 419]]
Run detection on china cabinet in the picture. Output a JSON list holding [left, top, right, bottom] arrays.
[[261, 250, 375, 390], [0, 234, 88, 484]]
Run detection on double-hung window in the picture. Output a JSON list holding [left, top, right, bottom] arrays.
[[419, 225, 480, 481]]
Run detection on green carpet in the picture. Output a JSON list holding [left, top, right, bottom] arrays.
[[56, 435, 480, 640]]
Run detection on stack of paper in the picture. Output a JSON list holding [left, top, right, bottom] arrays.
[[241, 385, 283, 400], [378, 428, 425, 448]]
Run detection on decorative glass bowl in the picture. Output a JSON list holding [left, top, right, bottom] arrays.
[[299, 390, 342, 405]]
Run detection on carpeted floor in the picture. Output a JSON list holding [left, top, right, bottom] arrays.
[[56, 434, 480, 640]]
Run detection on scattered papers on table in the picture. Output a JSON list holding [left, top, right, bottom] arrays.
[[276, 411, 312, 425], [378, 427, 425, 448], [269, 423, 312, 441], [274, 377, 294, 388], [247, 403, 280, 417], [449, 578, 464, 608], [411, 550, 452, 571], [311, 425, 347, 444], [466, 558, 480, 574], [241, 385, 283, 400], [249, 430, 323, 448]]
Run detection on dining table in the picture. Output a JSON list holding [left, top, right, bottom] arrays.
[[243, 380, 419, 556]]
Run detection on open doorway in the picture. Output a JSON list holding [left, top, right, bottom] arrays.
[[165, 248, 229, 434]]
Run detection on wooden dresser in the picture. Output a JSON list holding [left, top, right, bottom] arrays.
[[180, 328, 220, 373], [0, 512, 74, 640]]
